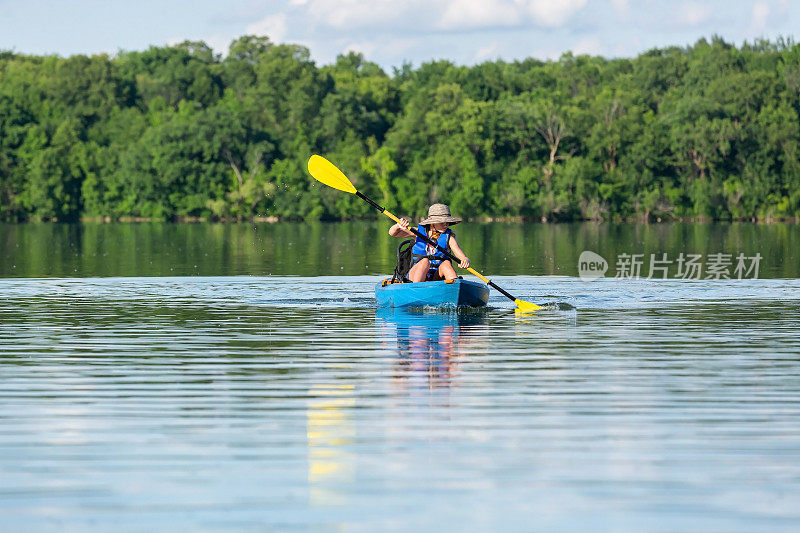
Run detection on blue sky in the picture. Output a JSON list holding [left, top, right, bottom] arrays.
[[0, 0, 797, 69]]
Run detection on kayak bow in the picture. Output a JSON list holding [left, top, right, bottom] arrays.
[[375, 278, 490, 309]]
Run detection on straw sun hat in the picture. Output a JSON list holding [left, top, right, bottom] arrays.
[[419, 203, 462, 225]]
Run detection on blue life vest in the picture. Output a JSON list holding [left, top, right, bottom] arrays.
[[411, 225, 451, 269]]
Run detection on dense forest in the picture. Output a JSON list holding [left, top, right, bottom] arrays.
[[1, 35, 800, 222]]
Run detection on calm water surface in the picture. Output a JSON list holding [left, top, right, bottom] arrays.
[[1, 223, 799, 531]]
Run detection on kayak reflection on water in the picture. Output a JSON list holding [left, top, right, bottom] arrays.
[[375, 308, 489, 390]]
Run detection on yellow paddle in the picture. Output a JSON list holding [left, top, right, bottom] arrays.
[[307, 155, 542, 313]]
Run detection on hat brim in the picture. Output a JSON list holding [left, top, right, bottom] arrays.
[[420, 215, 461, 225]]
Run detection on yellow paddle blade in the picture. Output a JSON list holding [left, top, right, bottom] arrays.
[[514, 299, 542, 314], [307, 155, 357, 194]]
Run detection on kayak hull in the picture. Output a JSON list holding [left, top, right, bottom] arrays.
[[375, 279, 490, 309]]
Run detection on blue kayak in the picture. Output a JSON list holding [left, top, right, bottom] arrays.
[[375, 279, 490, 309]]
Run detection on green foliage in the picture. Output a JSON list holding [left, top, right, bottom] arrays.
[[1, 36, 800, 221]]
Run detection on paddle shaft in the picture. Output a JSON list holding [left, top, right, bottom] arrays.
[[355, 191, 521, 303]]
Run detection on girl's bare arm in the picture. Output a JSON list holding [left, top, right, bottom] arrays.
[[388, 218, 415, 238], [448, 235, 471, 269]]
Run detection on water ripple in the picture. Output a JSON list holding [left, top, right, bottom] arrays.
[[2, 276, 800, 531]]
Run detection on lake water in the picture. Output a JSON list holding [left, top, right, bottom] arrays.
[[1, 222, 799, 531]]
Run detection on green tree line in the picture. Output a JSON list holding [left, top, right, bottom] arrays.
[[2, 35, 800, 222]]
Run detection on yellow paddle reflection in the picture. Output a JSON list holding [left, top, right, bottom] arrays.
[[307, 383, 355, 505]]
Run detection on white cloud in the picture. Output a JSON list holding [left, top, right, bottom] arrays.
[[474, 42, 500, 62], [207, 0, 798, 70], [677, 1, 714, 27], [524, 0, 588, 27], [309, 35, 420, 65], [204, 34, 234, 56], [439, 0, 588, 29], [284, 0, 588, 34], [343, 40, 377, 58], [165, 33, 231, 56], [296, 0, 420, 30], [571, 36, 603, 56], [609, 0, 629, 16], [528, 44, 567, 61], [246, 13, 288, 42], [214, 0, 590, 69], [438, 0, 519, 30], [750, 1, 770, 33]]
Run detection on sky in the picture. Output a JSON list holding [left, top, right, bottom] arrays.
[[0, 0, 797, 70]]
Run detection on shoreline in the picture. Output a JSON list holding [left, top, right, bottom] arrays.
[[0, 215, 795, 224]]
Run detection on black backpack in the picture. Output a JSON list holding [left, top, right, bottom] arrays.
[[391, 239, 414, 283]]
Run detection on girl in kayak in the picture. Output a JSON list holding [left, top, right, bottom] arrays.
[[388, 203, 471, 282]]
